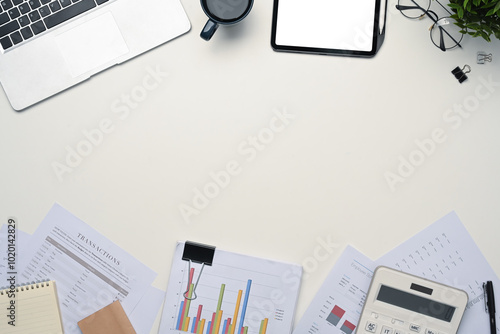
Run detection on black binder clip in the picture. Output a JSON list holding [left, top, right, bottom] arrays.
[[451, 65, 471, 84], [182, 241, 215, 300]]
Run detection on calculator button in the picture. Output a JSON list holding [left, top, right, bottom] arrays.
[[392, 318, 405, 326], [381, 325, 394, 334], [365, 321, 377, 333], [394, 330, 405, 334], [425, 329, 438, 334], [409, 324, 421, 332]]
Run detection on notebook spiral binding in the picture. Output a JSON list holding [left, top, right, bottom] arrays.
[[0, 280, 51, 295]]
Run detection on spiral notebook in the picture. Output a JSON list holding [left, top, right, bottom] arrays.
[[0, 280, 63, 333]]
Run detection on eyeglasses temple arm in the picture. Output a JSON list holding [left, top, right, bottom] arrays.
[[438, 26, 446, 51], [396, 4, 421, 10], [435, 21, 463, 49]]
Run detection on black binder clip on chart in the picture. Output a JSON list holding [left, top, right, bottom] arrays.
[[182, 241, 216, 300]]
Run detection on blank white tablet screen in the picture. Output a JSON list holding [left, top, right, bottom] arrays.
[[275, 0, 376, 52]]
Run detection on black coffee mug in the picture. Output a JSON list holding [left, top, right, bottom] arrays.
[[200, 0, 254, 41]]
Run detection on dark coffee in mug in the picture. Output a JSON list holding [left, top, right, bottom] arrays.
[[200, 0, 254, 41], [204, 0, 252, 22]]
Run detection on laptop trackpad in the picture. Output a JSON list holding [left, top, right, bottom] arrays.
[[55, 12, 129, 78]]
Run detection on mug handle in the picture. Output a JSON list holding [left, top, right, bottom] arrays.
[[200, 19, 219, 41]]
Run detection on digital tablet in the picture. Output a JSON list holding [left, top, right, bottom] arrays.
[[271, 0, 388, 57]]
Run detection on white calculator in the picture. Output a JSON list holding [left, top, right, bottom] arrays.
[[358, 266, 468, 334]]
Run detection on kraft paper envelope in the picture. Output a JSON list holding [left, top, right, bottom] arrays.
[[78, 300, 136, 334]]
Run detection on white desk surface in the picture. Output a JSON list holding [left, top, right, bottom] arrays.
[[1, 0, 499, 332]]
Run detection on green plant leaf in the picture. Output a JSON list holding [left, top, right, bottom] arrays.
[[466, 23, 481, 29], [448, 0, 500, 41], [481, 2, 497, 9], [479, 2, 496, 9], [493, 1, 500, 13], [480, 30, 491, 41]]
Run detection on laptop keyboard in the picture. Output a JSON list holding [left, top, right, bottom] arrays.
[[0, 0, 111, 51]]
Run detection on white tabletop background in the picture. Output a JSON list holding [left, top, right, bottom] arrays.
[[1, 0, 499, 332]]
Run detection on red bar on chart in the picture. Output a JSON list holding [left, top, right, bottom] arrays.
[[340, 320, 356, 334], [326, 305, 346, 326]]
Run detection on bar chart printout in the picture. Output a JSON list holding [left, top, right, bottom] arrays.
[[159, 241, 302, 334], [176, 267, 268, 334]]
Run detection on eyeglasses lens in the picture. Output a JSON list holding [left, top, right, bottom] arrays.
[[398, 0, 431, 19], [430, 17, 464, 50]]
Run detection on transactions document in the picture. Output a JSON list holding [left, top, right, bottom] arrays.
[[18, 203, 157, 334]]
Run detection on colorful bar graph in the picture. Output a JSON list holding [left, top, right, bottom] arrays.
[[176, 269, 268, 334]]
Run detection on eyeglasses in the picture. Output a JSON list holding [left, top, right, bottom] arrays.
[[396, 0, 464, 51]]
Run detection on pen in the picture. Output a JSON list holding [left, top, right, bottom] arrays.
[[484, 281, 497, 334]]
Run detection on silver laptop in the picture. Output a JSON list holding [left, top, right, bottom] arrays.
[[0, 0, 190, 110]]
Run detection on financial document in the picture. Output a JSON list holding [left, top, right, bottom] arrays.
[[18, 203, 157, 334], [377, 212, 500, 334], [292, 246, 375, 334], [294, 212, 499, 334]]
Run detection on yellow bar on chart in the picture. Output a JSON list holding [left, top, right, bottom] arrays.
[[183, 317, 190, 332], [197, 319, 205, 334], [230, 290, 243, 334], [182, 283, 194, 329], [259, 318, 268, 334], [215, 310, 223, 333]]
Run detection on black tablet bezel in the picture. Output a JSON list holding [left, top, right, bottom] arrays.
[[270, 0, 387, 58]]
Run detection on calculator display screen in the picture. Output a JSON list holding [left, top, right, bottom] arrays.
[[377, 285, 456, 322]]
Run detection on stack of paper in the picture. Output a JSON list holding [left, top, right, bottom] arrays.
[[0, 204, 165, 334], [292, 212, 500, 334]]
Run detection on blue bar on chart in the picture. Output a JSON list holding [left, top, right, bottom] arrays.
[[237, 279, 252, 333]]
